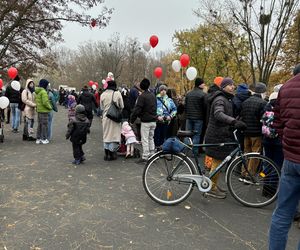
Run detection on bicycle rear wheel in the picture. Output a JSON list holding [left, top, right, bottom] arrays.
[[226, 153, 280, 208], [143, 152, 196, 205]]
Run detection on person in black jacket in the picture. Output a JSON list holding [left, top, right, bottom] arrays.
[[185, 78, 207, 156], [78, 85, 98, 127], [240, 82, 267, 177], [66, 104, 90, 165], [130, 78, 157, 164], [205, 77, 247, 199], [5, 77, 23, 133]]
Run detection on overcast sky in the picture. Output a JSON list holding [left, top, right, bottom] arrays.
[[60, 0, 200, 52]]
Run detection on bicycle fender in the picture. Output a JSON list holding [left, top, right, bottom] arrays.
[[225, 152, 261, 183]]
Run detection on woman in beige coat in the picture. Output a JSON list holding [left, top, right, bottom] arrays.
[[100, 80, 124, 160], [22, 79, 36, 141]]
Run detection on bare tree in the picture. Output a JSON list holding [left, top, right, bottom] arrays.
[[195, 0, 299, 84], [0, 0, 113, 75]]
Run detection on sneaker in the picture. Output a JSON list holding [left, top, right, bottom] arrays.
[[80, 156, 86, 162], [41, 139, 49, 144], [36, 139, 42, 144], [135, 158, 147, 165], [72, 159, 81, 165], [206, 189, 227, 199]]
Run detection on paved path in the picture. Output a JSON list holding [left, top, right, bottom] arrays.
[[0, 106, 298, 250]]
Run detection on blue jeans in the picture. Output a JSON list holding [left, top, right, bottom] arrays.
[[185, 119, 203, 156], [269, 159, 300, 250], [10, 103, 20, 130], [48, 111, 54, 140]]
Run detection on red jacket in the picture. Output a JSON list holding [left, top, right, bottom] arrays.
[[273, 73, 300, 163]]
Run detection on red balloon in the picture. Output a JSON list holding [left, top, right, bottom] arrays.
[[149, 35, 159, 48], [0, 79, 3, 89], [154, 67, 163, 79], [180, 54, 190, 67], [88, 80, 94, 87], [7, 67, 18, 79]]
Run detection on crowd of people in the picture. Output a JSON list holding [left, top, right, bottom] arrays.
[[1, 64, 300, 249]]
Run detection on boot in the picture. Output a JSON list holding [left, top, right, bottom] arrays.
[[23, 134, 28, 141], [104, 149, 110, 161], [109, 151, 117, 160]]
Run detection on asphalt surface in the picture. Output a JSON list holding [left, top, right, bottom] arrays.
[[0, 106, 298, 250]]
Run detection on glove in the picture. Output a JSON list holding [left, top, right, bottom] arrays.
[[233, 120, 247, 130]]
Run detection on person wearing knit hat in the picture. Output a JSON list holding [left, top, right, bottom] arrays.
[[130, 78, 157, 164], [205, 76, 247, 199], [66, 104, 90, 165], [236, 83, 249, 94], [35, 79, 53, 145], [154, 82, 177, 148], [185, 77, 207, 157]]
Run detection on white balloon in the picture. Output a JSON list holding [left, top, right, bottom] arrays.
[[142, 42, 151, 52], [172, 60, 181, 73], [92, 84, 96, 90], [186, 67, 198, 81], [102, 79, 106, 84], [11, 80, 21, 91], [0, 96, 9, 109]]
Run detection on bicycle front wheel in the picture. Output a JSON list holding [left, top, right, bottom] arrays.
[[226, 154, 280, 208], [143, 152, 196, 205]]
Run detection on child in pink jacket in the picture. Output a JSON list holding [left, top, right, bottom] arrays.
[[121, 121, 137, 158]]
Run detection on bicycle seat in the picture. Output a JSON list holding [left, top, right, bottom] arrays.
[[177, 130, 195, 138]]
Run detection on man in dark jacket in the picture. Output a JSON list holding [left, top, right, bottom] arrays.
[[130, 78, 157, 164], [78, 85, 98, 126], [205, 77, 247, 199], [185, 78, 206, 156], [232, 83, 251, 118], [240, 82, 267, 177], [269, 64, 300, 250]]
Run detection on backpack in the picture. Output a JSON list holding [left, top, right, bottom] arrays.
[[261, 110, 277, 138]]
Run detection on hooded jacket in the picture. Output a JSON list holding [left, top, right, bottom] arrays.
[[66, 112, 90, 144], [21, 79, 36, 119], [35, 87, 52, 113]]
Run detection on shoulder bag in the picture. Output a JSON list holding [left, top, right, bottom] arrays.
[[106, 91, 122, 123]]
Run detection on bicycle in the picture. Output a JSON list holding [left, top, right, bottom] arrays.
[[142, 130, 280, 208]]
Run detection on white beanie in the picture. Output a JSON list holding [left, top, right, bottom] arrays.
[[269, 92, 278, 101]]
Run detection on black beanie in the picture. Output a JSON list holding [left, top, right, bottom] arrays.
[[293, 63, 300, 76], [39, 79, 49, 89], [195, 77, 204, 87], [140, 78, 150, 90]]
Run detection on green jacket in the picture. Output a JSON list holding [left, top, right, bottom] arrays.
[[35, 87, 52, 113]]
